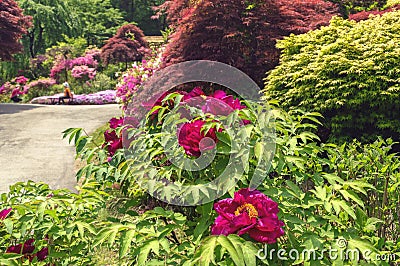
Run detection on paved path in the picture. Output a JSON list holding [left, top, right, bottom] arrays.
[[0, 104, 121, 193]]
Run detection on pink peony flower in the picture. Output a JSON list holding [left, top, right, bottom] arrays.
[[182, 86, 205, 101], [177, 120, 218, 157], [0, 208, 12, 220], [211, 188, 285, 244], [202, 97, 234, 116], [203, 90, 246, 115]]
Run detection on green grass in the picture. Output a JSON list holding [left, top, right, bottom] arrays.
[[87, 123, 109, 149]]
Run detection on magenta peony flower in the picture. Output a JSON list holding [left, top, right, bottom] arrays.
[[35, 247, 48, 261], [182, 86, 205, 101], [202, 97, 234, 116], [6, 239, 35, 255], [0, 208, 12, 220], [177, 120, 218, 157], [109, 117, 124, 129], [210, 90, 246, 111], [211, 188, 285, 244], [6, 239, 48, 262], [103, 130, 123, 156]]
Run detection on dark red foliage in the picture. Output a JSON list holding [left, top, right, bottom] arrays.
[[100, 24, 151, 66], [349, 4, 400, 21], [0, 0, 32, 61], [161, 0, 339, 85], [153, 0, 190, 27]]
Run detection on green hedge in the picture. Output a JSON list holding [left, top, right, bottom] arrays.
[[264, 12, 400, 143]]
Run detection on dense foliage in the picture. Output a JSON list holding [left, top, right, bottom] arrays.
[[67, 0, 124, 47], [101, 24, 151, 68], [264, 12, 400, 143], [1, 1, 400, 265], [349, 3, 400, 21], [17, 0, 78, 58], [161, 0, 339, 85], [111, 0, 167, 35], [3, 104, 394, 265], [1, 0, 157, 80], [328, 0, 387, 15], [0, 0, 32, 61]]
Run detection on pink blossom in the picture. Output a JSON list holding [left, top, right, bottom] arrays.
[[14, 76, 28, 85], [71, 65, 96, 80]]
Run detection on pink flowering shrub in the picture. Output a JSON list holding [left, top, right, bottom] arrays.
[[0, 76, 30, 102], [14, 76, 28, 85], [71, 65, 97, 80], [24, 78, 57, 99], [115, 51, 163, 107], [50, 51, 99, 81], [27, 78, 56, 90]]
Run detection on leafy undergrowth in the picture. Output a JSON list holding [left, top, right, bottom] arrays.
[[1, 103, 399, 265]]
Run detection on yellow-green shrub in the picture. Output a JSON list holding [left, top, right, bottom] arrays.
[[264, 12, 400, 143]]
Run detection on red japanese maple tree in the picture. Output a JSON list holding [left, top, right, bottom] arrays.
[[0, 0, 32, 61], [100, 24, 151, 67], [349, 4, 400, 21], [160, 0, 339, 85]]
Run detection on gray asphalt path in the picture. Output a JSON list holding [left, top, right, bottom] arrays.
[[0, 104, 121, 193]]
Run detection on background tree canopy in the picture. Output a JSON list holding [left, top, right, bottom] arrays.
[[110, 0, 167, 35]]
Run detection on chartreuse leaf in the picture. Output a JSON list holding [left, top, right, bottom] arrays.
[[3, 219, 13, 234], [331, 199, 356, 219], [347, 238, 379, 261], [196, 236, 218, 266], [92, 228, 115, 248], [216, 235, 245, 266], [119, 229, 136, 258], [339, 189, 364, 207], [242, 241, 258, 266], [137, 240, 160, 266]]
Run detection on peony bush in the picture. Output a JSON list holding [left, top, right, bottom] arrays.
[[1, 101, 399, 264], [55, 84, 400, 265]]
